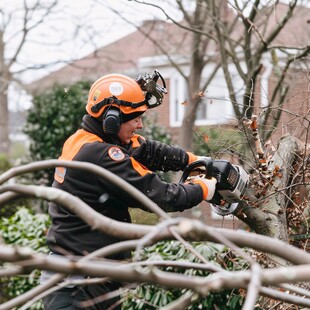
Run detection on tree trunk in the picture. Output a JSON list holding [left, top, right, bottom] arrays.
[[0, 30, 10, 155], [178, 49, 203, 151], [178, 97, 198, 151], [0, 84, 10, 155], [237, 135, 302, 243]]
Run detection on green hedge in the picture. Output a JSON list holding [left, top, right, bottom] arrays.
[[0, 207, 50, 309], [0, 208, 261, 309], [24, 81, 90, 184], [122, 241, 252, 310]]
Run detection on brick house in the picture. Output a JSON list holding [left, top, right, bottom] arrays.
[[27, 2, 310, 228], [28, 2, 310, 144]]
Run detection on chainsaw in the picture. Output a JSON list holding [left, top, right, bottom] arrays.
[[179, 157, 250, 215]]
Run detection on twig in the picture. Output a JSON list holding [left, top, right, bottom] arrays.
[[242, 263, 262, 310], [161, 291, 199, 310]]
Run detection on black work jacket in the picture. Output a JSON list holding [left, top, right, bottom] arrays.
[[46, 115, 203, 258]]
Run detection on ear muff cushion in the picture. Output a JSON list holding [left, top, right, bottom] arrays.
[[102, 107, 121, 135]]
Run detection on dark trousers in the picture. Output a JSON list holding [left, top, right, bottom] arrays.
[[42, 282, 121, 310]]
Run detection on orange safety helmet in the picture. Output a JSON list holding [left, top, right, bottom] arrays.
[[86, 74, 148, 118]]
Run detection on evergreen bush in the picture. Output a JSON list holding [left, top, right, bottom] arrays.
[[0, 208, 50, 309], [122, 240, 251, 309]]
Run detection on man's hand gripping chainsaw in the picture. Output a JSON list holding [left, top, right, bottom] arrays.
[[179, 157, 249, 215]]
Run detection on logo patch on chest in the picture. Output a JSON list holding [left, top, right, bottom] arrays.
[[108, 146, 125, 161]]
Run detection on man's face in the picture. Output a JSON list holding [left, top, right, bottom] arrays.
[[118, 115, 143, 144]]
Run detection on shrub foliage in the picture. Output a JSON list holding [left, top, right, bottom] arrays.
[[24, 81, 90, 183], [0, 207, 50, 309], [122, 241, 251, 309]]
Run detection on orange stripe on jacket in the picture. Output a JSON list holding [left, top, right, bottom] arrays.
[[59, 129, 103, 161], [55, 129, 103, 183], [131, 134, 145, 148], [130, 157, 152, 176]]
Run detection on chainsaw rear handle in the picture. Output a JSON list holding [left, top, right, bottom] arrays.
[[179, 157, 213, 183]]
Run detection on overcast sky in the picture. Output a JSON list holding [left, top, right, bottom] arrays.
[[5, 0, 181, 83]]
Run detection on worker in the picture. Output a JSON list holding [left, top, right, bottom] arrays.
[[41, 71, 217, 309]]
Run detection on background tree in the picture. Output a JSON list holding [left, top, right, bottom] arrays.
[[130, 0, 310, 151], [1, 0, 126, 157], [125, 0, 310, 243], [0, 0, 60, 155]]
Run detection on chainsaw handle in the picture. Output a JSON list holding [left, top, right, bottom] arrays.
[[179, 158, 213, 183]]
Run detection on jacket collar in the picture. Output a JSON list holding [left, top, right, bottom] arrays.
[[81, 114, 127, 147]]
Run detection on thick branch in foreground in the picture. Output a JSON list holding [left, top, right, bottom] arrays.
[[2, 183, 310, 265], [1, 159, 309, 265], [1, 245, 310, 308], [0, 159, 169, 219]]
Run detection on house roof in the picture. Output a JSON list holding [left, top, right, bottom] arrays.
[[27, 19, 192, 94], [27, 2, 310, 95]]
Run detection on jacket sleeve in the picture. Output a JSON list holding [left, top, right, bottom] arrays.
[[130, 135, 197, 172], [98, 148, 203, 212]]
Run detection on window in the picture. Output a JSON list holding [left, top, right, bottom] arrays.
[[169, 74, 234, 127], [169, 74, 186, 126]]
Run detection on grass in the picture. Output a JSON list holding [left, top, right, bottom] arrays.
[[129, 208, 159, 225]]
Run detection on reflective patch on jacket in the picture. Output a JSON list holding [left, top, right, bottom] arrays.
[[108, 146, 125, 161]]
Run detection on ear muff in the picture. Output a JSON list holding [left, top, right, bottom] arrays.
[[102, 107, 121, 135]]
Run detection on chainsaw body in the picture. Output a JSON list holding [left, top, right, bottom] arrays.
[[180, 158, 249, 215]]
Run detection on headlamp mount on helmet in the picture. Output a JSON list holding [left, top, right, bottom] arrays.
[[136, 69, 167, 109]]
